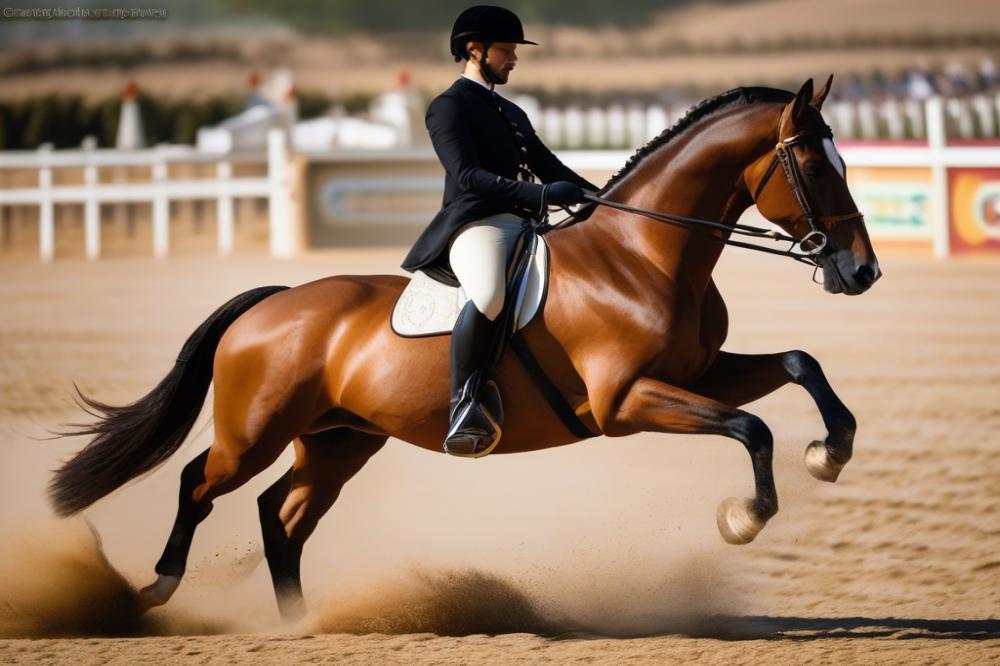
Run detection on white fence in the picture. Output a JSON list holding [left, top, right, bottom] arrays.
[[529, 92, 1000, 148], [0, 129, 294, 261]]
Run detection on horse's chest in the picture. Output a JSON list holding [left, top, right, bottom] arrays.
[[651, 287, 728, 385]]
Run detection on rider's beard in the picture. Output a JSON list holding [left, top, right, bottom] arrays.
[[478, 55, 508, 86]]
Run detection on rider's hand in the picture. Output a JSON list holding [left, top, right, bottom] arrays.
[[547, 181, 587, 206]]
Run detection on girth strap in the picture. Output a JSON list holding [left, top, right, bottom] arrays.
[[510, 334, 598, 440]]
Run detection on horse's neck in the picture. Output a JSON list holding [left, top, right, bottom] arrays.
[[595, 104, 780, 294]]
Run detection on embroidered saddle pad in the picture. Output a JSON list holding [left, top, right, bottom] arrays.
[[391, 233, 550, 337]]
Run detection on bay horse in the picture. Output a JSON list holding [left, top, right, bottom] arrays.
[[51, 78, 880, 621]]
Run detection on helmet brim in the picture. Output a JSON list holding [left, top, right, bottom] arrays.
[[452, 31, 538, 46]]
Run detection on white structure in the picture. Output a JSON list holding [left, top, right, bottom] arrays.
[[368, 70, 430, 148], [197, 105, 280, 153], [115, 82, 145, 150], [292, 116, 398, 151], [199, 68, 423, 153]]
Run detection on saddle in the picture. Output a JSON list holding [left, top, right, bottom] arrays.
[[391, 223, 597, 440], [390, 227, 549, 338]]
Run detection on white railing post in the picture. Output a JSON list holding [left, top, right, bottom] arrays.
[[585, 107, 608, 149], [904, 99, 925, 139], [925, 97, 949, 259], [216, 160, 234, 256], [645, 105, 668, 142], [267, 127, 293, 258], [84, 161, 100, 260], [38, 143, 54, 262], [152, 150, 169, 258], [626, 105, 645, 148], [563, 107, 584, 149], [857, 100, 878, 139], [607, 105, 626, 149], [971, 95, 996, 138], [882, 99, 905, 140]]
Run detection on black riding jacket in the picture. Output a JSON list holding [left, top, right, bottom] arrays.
[[400, 76, 597, 283]]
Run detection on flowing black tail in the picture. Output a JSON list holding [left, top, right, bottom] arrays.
[[49, 285, 290, 517]]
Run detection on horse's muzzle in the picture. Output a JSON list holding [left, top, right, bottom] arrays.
[[822, 249, 881, 295]]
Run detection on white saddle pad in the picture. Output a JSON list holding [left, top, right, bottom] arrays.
[[391, 233, 550, 337]]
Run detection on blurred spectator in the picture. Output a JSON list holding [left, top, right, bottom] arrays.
[[978, 58, 999, 91], [906, 67, 936, 100], [244, 71, 272, 111]]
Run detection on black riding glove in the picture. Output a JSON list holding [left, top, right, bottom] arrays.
[[546, 181, 587, 206]]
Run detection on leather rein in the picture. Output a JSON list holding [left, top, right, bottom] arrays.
[[538, 124, 864, 270]]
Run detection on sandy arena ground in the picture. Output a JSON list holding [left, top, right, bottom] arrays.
[[0, 245, 997, 664]]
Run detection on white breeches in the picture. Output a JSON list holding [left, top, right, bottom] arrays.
[[448, 213, 524, 321]]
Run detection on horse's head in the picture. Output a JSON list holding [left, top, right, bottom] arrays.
[[747, 76, 881, 295]]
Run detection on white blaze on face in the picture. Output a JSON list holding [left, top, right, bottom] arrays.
[[822, 137, 847, 179]]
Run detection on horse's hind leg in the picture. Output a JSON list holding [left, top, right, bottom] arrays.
[[690, 350, 856, 482], [139, 431, 291, 610], [257, 429, 387, 622], [605, 377, 777, 545]]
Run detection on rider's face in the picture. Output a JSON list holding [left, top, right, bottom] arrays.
[[469, 41, 518, 84]]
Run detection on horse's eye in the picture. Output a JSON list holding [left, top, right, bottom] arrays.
[[804, 162, 825, 179]]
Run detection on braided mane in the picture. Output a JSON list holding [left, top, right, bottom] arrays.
[[598, 86, 795, 194]]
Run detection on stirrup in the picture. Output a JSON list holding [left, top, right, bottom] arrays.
[[444, 379, 503, 458]]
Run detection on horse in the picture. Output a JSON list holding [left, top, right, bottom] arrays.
[[50, 77, 880, 622]]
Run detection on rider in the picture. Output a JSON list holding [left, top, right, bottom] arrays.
[[400, 5, 597, 458]]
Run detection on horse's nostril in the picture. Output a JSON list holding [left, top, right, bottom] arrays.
[[854, 264, 874, 287]]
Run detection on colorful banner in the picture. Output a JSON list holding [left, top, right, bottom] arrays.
[[949, 167, 1000, 255], [846, 167, 932, 239]]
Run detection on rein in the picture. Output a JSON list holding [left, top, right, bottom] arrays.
[[536, 125, 864, 271]]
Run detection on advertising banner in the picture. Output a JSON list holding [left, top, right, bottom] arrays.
[[948, 167, 1000, 255], [846, 167, 933, 241]]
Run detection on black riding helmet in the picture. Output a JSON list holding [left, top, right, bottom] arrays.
[[449, 5, 538, 61]]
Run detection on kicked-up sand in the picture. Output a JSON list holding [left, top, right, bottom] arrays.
[[0, 245, 997, 664]]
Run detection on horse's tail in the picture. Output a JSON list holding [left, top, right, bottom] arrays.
[[49, 285, 290, 517]]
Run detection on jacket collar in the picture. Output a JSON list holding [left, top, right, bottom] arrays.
[[459, 73, 492, 91], [455, 75, 499, 100]]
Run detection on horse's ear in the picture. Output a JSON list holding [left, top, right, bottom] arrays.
[[812, 74, 833, 110], [790, 78, 814, 125]]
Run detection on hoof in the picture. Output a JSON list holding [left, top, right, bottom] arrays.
[[138, 574, 182, 612], [716, 497, 766, 545], [805, 440, 846, 483]]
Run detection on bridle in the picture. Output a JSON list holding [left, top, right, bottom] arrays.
[[750, 125, 864, 259], [537, 121, 865, 272]]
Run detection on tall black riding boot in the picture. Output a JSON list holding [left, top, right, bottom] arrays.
[[444, 300, 504, 457]]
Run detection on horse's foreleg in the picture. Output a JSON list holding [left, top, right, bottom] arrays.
[[605, 377, 776, 545], [690, 350, 856, 482], [257, 429, 386, 622]]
